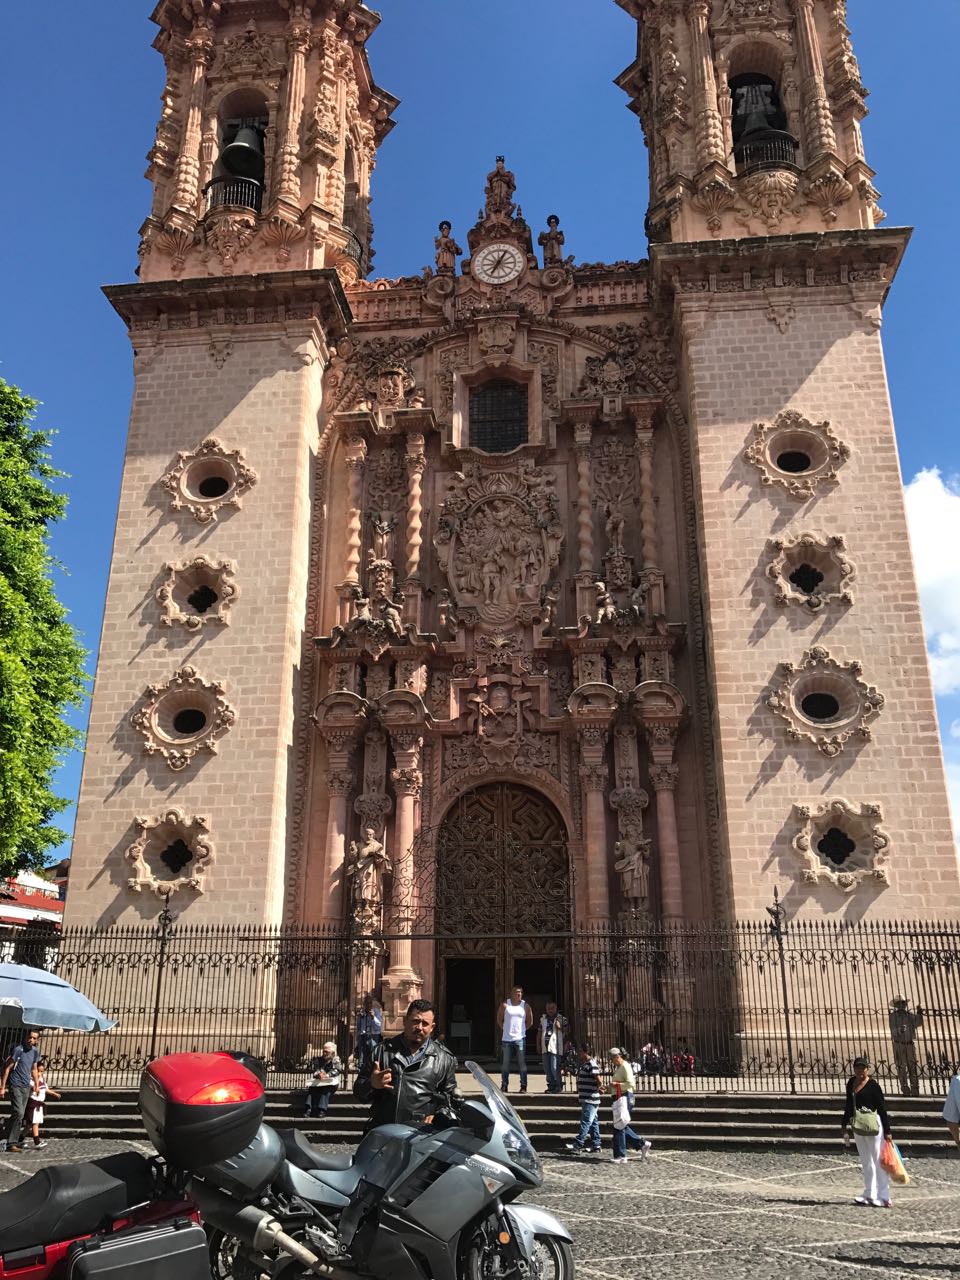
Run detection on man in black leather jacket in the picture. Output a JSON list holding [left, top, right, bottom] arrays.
[[354, 999, 461, 1130]]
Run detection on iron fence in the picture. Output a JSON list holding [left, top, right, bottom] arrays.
[[2, 906, 960, 1096]]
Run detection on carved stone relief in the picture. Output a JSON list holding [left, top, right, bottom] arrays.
[[130, 665, 236, 771], [433, 459, 564, 627], [744, 411, 849, 500], [791, 799, 890, 892], [125, 808, 214, 897], [159, 437, 258, 523], [156, 556, 238, 629], [765, 532, 855, 610], [766, 647, 883, 756]]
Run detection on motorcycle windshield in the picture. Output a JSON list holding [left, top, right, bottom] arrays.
[[465, 1060, 528, 1137]]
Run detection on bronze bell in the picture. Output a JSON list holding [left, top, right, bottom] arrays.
[[220, 126, 264, 181]]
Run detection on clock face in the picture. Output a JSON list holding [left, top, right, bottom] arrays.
[[473, 242, 525, 285]]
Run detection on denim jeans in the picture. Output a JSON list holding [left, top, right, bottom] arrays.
[[306, 1085, 336, 1115], [573, 1101, 601, 1150], [500, 1040, 527, 1090], [6, 1087, 29, 1146], [612, 1122, 645, 1159], [543, 1051, 561, 1092]]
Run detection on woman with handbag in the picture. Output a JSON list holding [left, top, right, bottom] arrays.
[[842, 1055, 892, 1207], [607, 1048, 652, 1164]]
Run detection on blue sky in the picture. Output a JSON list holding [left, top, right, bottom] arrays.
[[1, 1, 958, 859]]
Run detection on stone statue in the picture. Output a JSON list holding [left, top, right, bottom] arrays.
[[380, 591, 405, 638], [369, 511, 397, 564], [435, 221, 462, 274], [629, 576, 646, 622], [376, 368, 408, 409], [485, 155, 516, 216], [437, 587, 458, 635], [614, 837, 651, 904], [540, 581, 560, 633], [351, 588, 373, 623], [605, 504, 625, 555], [347, 826, 392, 907], [538, 214, 565, 265], [594, 580, 617, 625]]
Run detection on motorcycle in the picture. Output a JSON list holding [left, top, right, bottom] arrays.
[[0, 1052, 573, 1280]]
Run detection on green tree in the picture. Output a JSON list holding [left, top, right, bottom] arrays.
[[0, 380, 86, 875]]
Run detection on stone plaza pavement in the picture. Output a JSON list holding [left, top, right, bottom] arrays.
[[2, 1140, 960, 1278]]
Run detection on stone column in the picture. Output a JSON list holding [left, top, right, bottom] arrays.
[[685, 0, 726, 168], [384, 732, 423, 1025], [793, 0, 838, 159], [578, 728, 611, 924], [634, 416, 658, 572], [573, 419, 597, 621], [404, 433, 426, 581], [343, 434, 367, 586], [650, 762, 683, 922], [320, 735, 354, 926], [275, 9, 312, 209], [172, 24, 214, 219]]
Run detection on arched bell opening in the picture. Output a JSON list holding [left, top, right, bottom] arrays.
[[728, 67, 799, 177], [207, 87, 268, 215], [420, 783, 572, 1060]]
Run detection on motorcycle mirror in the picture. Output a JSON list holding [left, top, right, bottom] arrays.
[[459, 1098, 495, 1137]]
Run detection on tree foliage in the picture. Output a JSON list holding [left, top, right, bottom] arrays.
[[0, 380, 86, 875]]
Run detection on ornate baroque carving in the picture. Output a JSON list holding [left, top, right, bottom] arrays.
[[125, 808, 214, 897], [791, 799, 890, 892], [767, 647, 883, 756], [130, 666, 236, 771], [159, 437, 258, 523], [744, 411, 849, 500], [156, 556, 238, 629], [765, 532, 855, 610]]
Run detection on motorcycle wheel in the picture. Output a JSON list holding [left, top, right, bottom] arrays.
[[207, 1228, 241, 1279], [465, 1232, 574, 1280]]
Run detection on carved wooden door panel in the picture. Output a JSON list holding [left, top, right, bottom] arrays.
[[434, 784, 570, 938]]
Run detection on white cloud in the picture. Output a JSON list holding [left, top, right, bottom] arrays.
[[904, 468, 960, 695]]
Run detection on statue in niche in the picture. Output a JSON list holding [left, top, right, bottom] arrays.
[[347, 826, 392, 908], [604, 504, 626, 556], [540, 581, 560, 633], [630, 577, 646, 622], [594, 580, 617, 625], [435, 221, 462, 274], [380, 590, 405, 638], [437, 587, 458, 635], [538, 214, 565, 265], [369, 511, 397, 564], [614, 837, 651, 904]]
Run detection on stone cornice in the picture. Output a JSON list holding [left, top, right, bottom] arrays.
[[103, 268, 351, 339], [652, 227, 911, 302]]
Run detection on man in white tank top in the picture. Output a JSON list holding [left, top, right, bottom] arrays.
[[497, 985, 534, 1093]]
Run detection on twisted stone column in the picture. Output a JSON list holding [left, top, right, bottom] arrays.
[[275, 17, 311, 207], [793, 0, 838, 158], [173, 25, 214, 216], [574, 423, 594, 575], [404, 434, 426, 581], [635, 422, 658, 572], [685, 0, 726, 168], [343, 436, 367, 585], [650, 762, 683, 921]]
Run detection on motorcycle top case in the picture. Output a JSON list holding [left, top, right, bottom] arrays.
[[66, 1220, 210, 1280], [140, 1052, 265, 1169]]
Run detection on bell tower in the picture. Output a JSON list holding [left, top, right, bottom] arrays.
[[140, 0, 397, 283], [65, 0, 397, 927], [610, 0, 959, 918], [617, 0, 881, 241]]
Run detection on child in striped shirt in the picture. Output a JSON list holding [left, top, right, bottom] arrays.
[[565, 1045, 603, 1155]]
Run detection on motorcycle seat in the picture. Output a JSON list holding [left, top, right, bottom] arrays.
[[280, 1126, 354, 1172], [0, 1152, 154, 1253]]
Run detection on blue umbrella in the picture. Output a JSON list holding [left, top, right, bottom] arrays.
[[0, 963, 116, 1032]]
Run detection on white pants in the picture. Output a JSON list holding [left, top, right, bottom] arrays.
[[855, 1131, 891, 1204]]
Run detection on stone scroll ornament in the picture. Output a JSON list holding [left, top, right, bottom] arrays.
[[433, 459, 565, 628]]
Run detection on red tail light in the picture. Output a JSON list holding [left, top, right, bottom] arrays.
[[186, 1078, 264, 1105]]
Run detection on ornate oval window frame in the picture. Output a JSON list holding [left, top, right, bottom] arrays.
[[766, 647, 883, 756], [130, 665, 236, 771], [159, 437, 258, 524], [745, 410, 849, 500]]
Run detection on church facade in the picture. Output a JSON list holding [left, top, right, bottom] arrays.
[[66, 0, 960, 1019]]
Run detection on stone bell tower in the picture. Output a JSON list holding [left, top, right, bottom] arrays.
[[616, 0, 960, 916], [65, 0, 396, 926]]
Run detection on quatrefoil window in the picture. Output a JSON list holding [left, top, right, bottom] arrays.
[[124, 808, 214, 897], [765, 532, 855, 610], [791, 799, 890, 893], [157, 557, 238, 630]]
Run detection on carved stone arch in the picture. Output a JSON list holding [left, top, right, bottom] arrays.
[[568, 682, 620, 717], [632, 679, 686, 721], [431, 767, 576, 851], [377, 689, 430, 726]]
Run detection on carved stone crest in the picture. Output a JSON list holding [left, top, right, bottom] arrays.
[[433, 460, 564, 627]]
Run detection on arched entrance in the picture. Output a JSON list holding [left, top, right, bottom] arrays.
[[433, 784, 571, 1059]]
